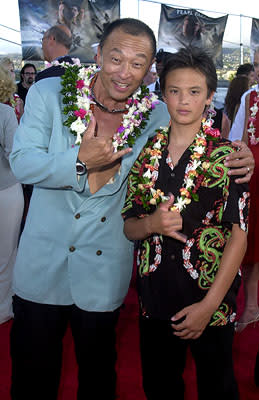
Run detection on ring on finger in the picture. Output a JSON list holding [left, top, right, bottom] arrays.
[[247, 166, 250, 173]]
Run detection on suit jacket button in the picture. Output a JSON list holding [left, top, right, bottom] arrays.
[[75, 213, 80, 219], [171, 254, 175, 260], [69, 246, 76, 252], [101, 217, 106, 222], [96, 250, 102, 256]]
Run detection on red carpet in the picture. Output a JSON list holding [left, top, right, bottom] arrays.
[[0, 283, 258, 399]]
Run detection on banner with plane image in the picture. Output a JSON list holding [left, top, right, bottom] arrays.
[[251, 18, 259, 53], [158, 5, 228, 68], [18, 0, 120, 62]]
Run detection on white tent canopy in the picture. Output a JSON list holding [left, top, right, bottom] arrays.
[[0, 0, 258, 57]]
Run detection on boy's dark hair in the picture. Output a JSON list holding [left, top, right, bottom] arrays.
[[99, 18, 156, 59], [236, 63, 254, 76], [159, 47, 217, 98], [20, 63, 37, 81], [155, 49, 172, 64]]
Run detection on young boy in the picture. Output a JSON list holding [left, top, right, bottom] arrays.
[[122, 47, 249, 400]]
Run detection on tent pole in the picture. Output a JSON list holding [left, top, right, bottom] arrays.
[[240, 14, 244, 64]]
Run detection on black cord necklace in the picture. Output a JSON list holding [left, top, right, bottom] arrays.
[[91, 81, 128, 114]]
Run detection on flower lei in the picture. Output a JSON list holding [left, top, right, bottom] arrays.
[[55, 58, 159, 151], [133, 118, 221, 213], [247, 88, 259, 145]]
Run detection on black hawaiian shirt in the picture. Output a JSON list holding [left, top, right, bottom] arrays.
[[122, 132, 250, 326]]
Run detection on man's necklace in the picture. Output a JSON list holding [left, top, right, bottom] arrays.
[[90, 82, 128, 114], [57, 59, 159, 150]]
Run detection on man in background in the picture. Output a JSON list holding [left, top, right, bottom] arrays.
[[143, 63, 157, 92], [36, 24, 73, 82], [17, 63, 37, 104], [236, 62, 256, 88]]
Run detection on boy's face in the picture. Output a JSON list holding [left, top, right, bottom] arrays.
[[163, 67, 214, 127]]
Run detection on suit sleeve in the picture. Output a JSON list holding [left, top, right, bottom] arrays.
[[10, 82, 86, 192]]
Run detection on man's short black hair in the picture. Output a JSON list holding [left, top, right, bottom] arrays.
[[20, 63, 37, 82], [99, 18, 156, 59], [159, 47, 217, 98]]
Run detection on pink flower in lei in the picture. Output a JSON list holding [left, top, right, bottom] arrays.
[[74, 109, 87, 119]]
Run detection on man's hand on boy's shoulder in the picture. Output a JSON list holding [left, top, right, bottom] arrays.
[[224, 140, 254, 184]]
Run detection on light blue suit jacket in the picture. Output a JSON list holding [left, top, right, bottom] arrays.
[[10, 77, 170, 311]]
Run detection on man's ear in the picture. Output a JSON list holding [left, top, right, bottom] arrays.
[[148, 58, 156, 71]]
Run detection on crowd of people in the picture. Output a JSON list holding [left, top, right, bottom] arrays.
[[0, 17, 258, 400]]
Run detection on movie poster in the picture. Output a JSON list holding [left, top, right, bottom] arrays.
[[158, 5, 228, 68], [251, 18, 259, 53], [18, 0, 120, 62]]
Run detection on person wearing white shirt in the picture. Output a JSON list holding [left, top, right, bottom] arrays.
[[228, 86, 257, 141], [229, 48, 259, 142]]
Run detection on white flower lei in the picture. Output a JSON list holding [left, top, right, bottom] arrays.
[[136, 118, 220, 213], [132, 120, 220, 274], [55, 58, 159, 151], [247, 88, 259, 145]]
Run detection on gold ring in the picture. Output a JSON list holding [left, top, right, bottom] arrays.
[[247, 166, 250, 173]]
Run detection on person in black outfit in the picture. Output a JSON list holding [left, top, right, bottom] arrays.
[[122, 47, 249, 400], [17, 64, 37, 104], [36, 24, 73, 83]]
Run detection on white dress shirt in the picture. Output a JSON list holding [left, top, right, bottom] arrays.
[[229, 85, 258, 141]]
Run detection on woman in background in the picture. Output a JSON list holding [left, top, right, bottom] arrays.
[[0, 58, 23, 122], [225, 75, 249, 127], [236, 50, 259, 332], [0, 69, 24, 324]]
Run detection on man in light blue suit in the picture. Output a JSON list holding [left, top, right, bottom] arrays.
[[9, 18, 254, 400]]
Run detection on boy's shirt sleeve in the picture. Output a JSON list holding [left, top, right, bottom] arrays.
[[221, 175, 250, 232]]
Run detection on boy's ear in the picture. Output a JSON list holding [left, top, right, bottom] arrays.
[[205, 91, 215, 106]]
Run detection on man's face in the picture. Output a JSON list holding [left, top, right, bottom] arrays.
[[22, 67, 36, 86], [163, 67, 214, 127], [97, 28, 154, 103], [248, 70, 256, 87], [41, 32, 51, 62], [253, 52, 259, 83]]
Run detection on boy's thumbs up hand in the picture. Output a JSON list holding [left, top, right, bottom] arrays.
[[149, 194, 187, 243]]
